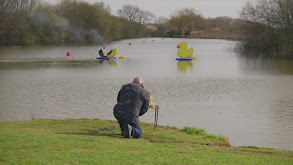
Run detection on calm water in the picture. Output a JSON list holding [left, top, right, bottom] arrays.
[[1, 38, 293, 151]]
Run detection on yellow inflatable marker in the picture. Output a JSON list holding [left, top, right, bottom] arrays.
[[177, 41, 193, 58], [106, 48, 117, 58]]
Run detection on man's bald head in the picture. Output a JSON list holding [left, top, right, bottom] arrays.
[[133, 77, 143, 85]]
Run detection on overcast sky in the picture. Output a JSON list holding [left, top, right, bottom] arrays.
[[46, 0, 255, 18]]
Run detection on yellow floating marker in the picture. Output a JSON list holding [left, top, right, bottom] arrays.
[[119, 56, 126, 59], [191, 57, 197, 60], [177, 41, 193, 58], [106, 48, 117, 58]]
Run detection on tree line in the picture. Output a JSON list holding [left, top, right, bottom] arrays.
[[120, 2, 293, 57], [241, 0, 293, 57], [153, 9, 245, 40], [0, 0, 151, 45], [1, 0, 292, 57]]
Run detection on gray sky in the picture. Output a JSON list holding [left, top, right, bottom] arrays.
[[47, 0, 254, 18]]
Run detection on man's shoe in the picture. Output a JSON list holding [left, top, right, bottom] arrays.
[[127, 124, 132, 139], [123, 124, 132, 139], [122, 124, 129, 138]]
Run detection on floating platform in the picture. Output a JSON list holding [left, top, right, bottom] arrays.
[[96, 57, 117, 60], [176, 58, 192, 61]]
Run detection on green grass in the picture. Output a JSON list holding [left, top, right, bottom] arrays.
[[183, 126, 206, 135], [0, 118, 292, 164]]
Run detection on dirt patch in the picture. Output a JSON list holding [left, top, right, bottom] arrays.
[[106, 120, 118, 124]]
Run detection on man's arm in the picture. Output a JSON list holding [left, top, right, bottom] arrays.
[[117, 87, 123, 102], [139, 92, 150, 116]]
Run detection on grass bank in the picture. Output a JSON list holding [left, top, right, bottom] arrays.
[[0, 118, 292, 164]]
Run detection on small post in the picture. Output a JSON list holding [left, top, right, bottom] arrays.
[[154, 105, 159, 130]]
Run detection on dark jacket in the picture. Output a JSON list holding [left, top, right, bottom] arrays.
[[113, 82, 150, 124]]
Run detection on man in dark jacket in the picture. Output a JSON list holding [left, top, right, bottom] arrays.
[[113, 77, 150, 139]]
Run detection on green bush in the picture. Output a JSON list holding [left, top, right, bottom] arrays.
[[205, 134, 217, 139], [183, 126, 206, 135]]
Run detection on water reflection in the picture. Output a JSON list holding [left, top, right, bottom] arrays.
[[0, 58, 119, 69], [177, 61, 193, 72], [97, 60, 117, 67], [239, 56, 293, 75]]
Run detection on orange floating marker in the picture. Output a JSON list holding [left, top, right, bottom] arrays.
[[66, 52, 71, 56]]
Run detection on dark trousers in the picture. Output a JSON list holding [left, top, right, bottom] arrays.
[[118, 120, 142, 138]]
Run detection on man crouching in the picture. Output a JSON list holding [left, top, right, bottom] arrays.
[[113, 77, 150, 139]]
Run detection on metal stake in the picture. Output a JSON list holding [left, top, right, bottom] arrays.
[[154, 105, 159, 130]]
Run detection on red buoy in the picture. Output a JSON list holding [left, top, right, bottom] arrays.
[[129, 43, 132, 45], [103, 46, 107, 49], [66, 52, 71, 56]]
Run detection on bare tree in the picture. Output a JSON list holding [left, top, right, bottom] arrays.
[[94, 2, 111, 15], [168, 16, 185, 35], [168, 7, 202, 35], [0, 0, 38, 16], [117, 4, 155, 24], [241, 0, 293, 56], [137, 10, 155, 24], [154, 17, 169, 37], [155, 17, 168, 24], [117, 4, 140, 21]]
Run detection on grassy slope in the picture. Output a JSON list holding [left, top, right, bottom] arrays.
[[0, 118, 292, 164]]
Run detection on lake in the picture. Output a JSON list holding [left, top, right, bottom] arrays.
[[0, 38, 293, 151]]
